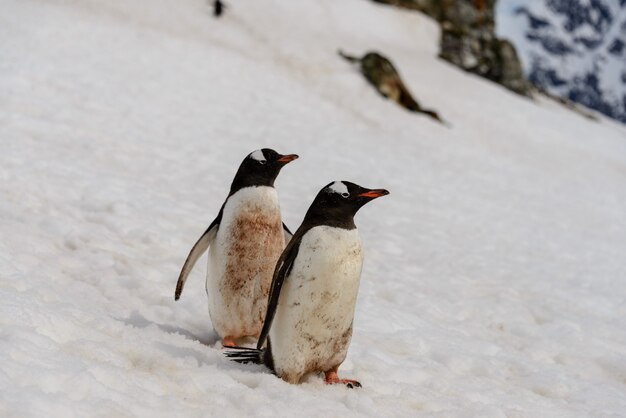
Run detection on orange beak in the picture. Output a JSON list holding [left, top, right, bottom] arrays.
[[277, 154, 299, 164], [358, 189, 390, 198]]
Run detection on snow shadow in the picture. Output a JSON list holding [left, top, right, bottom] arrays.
[[119, 310, 219, 346]]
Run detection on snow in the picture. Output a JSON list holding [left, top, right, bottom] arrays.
[[2, 0, 626, 417]]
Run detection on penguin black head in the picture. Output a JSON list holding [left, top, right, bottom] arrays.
[[304, 181, 389, 230], [229, 148, 298, 195]]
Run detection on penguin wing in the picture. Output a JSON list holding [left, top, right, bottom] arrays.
[[256, 232, 302, 349], [174, 207, 224, 300], [282, 222, 293, 244]]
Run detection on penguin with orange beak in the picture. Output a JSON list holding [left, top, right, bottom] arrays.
[[175, 149, 298, 347], [227, 181, 389, 387]]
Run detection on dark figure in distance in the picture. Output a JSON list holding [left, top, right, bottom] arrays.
[[213, 0, 224, 17]]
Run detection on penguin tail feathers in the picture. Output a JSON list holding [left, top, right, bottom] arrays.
[[224, 346, 265, 365]]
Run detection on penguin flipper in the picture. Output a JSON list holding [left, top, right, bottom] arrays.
[[174, 209, 223, 300], [257, 234, 302, 349], [282, 222, 293, 244]]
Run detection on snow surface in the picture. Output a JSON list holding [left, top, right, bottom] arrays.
[[2, 0, 626, 416]]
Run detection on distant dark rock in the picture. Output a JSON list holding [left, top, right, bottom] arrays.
[[568, 72, 618, 119], [547, 0, 613, 33], [515, 7, 551, 30], [528, 61, 568, 88], [608, 39, 625, 56], [526, 33, 575, 55], [370, 0, 531, 96], [339, 50, 444, 123]]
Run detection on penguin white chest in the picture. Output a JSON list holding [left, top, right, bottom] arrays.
[[270, 226, 363, 382], [207, 186, 285, 338]]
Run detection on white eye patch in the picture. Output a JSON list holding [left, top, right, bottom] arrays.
[[327, 181, 349, 197], [250, 149, 266, 162]]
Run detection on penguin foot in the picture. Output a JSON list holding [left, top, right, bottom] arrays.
[[324, 370, 362, 389], [222, 337, 236, 348]]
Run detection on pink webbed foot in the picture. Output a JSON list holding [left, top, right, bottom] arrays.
[[222, 336, 237, 348], [324, 370, 362, 389]]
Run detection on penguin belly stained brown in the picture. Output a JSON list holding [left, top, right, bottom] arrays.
[[207, 186, 285, 342], [174, 148, 298, 348]]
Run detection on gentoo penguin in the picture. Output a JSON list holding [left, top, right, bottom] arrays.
[[175, 148, 298, 347], [226, 181, 389, 388]]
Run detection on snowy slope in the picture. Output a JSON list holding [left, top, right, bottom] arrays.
[[2, 0, 626, 416], [497, 0, 626, 124]]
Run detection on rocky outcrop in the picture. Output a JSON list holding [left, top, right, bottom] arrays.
[[499, 1, 626, 124], [339, 50, 444, 122], [371, 0, 531, 96]]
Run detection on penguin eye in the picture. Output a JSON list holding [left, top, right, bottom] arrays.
[[341, 192, 349, 198], [258, 160, 267, 165]]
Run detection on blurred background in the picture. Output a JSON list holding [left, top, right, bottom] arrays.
[[375, 0, 626, 124]]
